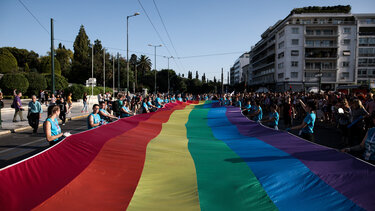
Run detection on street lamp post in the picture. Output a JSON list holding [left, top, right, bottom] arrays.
[[127, 12, 140, 93], [164, 56, 173, 93], [148, 44, 162, 93]]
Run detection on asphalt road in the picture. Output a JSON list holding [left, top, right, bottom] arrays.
[[0, 117, 88, 169]]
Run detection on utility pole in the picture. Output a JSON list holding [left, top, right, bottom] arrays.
[[148, 44, 162, 93], [221, 68, 224, 94], [164, 56, 173, 93], [117, 53, 120, 92], [103, 48, 106, 94], [227, 71, 229, 93], [51, 18, 55, 94], [127, 12, 140, 93], [113, 55, 115, 95], [91, 43, 94, 98]]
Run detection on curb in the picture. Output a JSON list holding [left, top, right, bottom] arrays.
[[0, 114, 89, 136]]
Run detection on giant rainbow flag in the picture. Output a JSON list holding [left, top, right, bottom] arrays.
[[0, 101, 374, 210]]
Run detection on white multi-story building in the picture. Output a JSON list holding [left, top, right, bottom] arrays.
[[356, 14, 375, 85], [246, 6, 375, 91], [230, 53, 250, 85]]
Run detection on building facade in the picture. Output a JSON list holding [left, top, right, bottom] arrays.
[[230, 53, 250, 85], [246, 9, 375, 92]]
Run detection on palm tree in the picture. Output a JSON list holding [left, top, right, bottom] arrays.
[[137, 55, 152, 79]]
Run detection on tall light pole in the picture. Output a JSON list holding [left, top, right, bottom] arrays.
[[164, 56, 173, 93], [148, 44, 162, 93], [103, 48, 105, 94], [127, 12, 140, 93]]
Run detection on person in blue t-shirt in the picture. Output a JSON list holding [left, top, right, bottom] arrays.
[[88, 104, 103, 129], [249, 100, 263, 122], [147, 97, 158, 112], [341, 113, 375, 165], [155, 94, 165, 108], [44, 105, 64, 146], [287, 99, 316, 142], [235, 97, 241, 107], [242, 100, 251, 115], [262, 104, 279, 130], [142, 98, 150, 113], [99, 101, 118, 122], [177, 94, 183, 102], [120, 100, 134, 118]]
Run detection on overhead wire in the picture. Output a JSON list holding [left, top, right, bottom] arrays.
[[18, 0, 50, 35], [151, 0, 186, 72], [136, 0, 181, 72]]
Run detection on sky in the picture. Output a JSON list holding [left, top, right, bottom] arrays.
[[1, 0, 375, 82]]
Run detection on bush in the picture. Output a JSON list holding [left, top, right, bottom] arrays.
[[26, 72, 47, 96], [45, 74, 68, 91], [0, 48, 18, 74], [0, 73, 29, 95], [64, 84, 88, 101]]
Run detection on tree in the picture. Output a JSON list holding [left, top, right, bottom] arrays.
[[214, 76, 217, 83], [26, 72, 47, 95], [0, 48, 18, 73], [195, 71, 199, 79], [56, 43, 73, 78], [137, 55, 152, 89], [188, 71, 192, 79], [0, 73, 29, 94], [39, 56, 61, 76], [71, 25, 91, 84], [202, 73, 206, 83]]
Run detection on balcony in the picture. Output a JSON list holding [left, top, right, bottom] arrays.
[[305, 71, 336, 82]]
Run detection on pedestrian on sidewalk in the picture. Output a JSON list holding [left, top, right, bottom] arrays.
[[28, 95, 43, 133], [50, 94, 56, 106], [56, 97, 67, 125], [67, 93, 73, 114], [12, 89, 25, 122], [81, 92, 88, 113]]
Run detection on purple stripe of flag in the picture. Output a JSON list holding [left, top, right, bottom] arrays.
[[226, 106, 375, 211]]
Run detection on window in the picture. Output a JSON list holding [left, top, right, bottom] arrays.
[[292, 27, 299, 34], [278, 52, 284, 59], [306, 29, 313, 35], [342, 62, 350, 67], [278, 62, 284, 69], [291, 50, 299, 56], [323, 29, 333, 35], [278, 73, 284, 79], [279, 30, 285, 38], [343, 50, 351, 56], [359, 48, 375, 57], [291, 61, 298, 67], [342, 72, 349, 78], [358, 69, 367, 76], [291, 72, 298, 78], [344, 28, 351, 34], [278, 41, 284, 49], [292, 39, 299, 45], [343, 39, 350, 45]]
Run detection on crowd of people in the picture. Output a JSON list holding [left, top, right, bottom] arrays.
[[3, 88, 375, 164], [216, 91, 375, 164]]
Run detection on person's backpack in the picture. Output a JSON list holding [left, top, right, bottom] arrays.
[[112, 100, 120, 113], [11, 99, 15, 108]]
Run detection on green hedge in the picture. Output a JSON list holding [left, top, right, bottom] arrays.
[[26, 72, 47, 96], [0, 48, 18, 74], [45, 74, 68, 91], [0, 73, 29, 95]]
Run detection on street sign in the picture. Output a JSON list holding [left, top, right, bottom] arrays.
[[86, 78, 97, 86]]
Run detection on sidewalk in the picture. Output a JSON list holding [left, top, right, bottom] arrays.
[[0, 101, 90, 135]]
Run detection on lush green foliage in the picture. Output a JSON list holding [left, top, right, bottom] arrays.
[[45, 74, 68, 91], [0, 73, 29, 94], [291, 5, 351, 14], [26, 72, 47, 96], [56, 43, 73, 78], [0, 48, 18, 73], [71, 25, 91, 84], [40, 56, 61, 75]]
